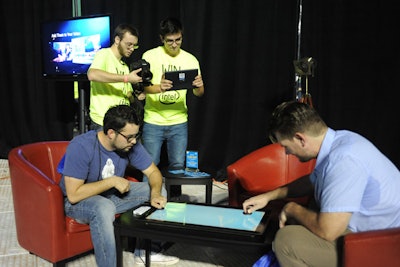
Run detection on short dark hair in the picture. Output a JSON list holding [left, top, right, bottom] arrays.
[[269, 101, 326, 143], [159, 17, 183, 37], [113, 24, 139, 42], [103, 105, 140, 134]]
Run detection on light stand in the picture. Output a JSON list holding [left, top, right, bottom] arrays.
[[293, 57, 316, 107], [292, 0, 316, 107], [294, 0, 303, 101], [72, 0, 87, 134], [302, 74, 313, 106]]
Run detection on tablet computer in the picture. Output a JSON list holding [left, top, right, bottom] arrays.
[[164, 69, 198, 90], [134, 202, 270, 241]]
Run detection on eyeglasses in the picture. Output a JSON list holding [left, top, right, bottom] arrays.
[[114, 130, 141, 143], [123, 41, 139, 50], [164, 37, 182, 46]]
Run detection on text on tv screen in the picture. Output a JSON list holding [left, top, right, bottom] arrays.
[[41, 14, 111, 80]]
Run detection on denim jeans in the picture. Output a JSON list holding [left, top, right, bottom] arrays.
[[141, 122, 187, 182], [63, 181, 150, 267], [89, 120, 103, 131]]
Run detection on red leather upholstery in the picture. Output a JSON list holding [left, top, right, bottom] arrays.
[[8, 141, 139, 266], [342, 227, 400, 267], [227, 143, 315, 207], [8, 141, 93, 266]]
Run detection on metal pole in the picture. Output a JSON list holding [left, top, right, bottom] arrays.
[[296, 0, 302, 61], [294, 0, 303, 101], [72, 0, 86, 133], [72, 0, 81, 17]]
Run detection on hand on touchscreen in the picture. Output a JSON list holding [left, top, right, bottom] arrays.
[[150, 195, 167, 209]]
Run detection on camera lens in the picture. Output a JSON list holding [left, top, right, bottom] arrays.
[[130, 59, 153, 85], [141, 71, 153, 82]]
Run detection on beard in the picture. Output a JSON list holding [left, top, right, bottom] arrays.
[[118, 44, 131, 58], [297, 155, 314, 162], [114, 146, 133, 158], [111, 140, 134, 154]]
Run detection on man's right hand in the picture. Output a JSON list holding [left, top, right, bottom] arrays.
[[127, 68, 143, 84], [112, 177, 131, 194], [242, 193, 271, 214]]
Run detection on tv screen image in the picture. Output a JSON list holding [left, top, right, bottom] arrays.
[[41, 14, 111, 80]]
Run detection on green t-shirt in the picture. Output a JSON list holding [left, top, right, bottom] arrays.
[[142, 46, 201, 125], [89, 48, 133, 125]]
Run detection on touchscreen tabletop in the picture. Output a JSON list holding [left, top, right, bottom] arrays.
[[146, 202, 265, 232]]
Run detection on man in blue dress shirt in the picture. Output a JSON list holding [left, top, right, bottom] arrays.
[[243, 101, 400, 267]]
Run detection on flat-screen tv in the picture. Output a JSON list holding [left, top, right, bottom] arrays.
[[41, 14, 112, 80]]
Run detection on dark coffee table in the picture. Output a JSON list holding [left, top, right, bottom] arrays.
[[163, 170, 213, 203], [114, 202, 276, 267]]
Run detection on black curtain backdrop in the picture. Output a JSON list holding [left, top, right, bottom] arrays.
[[1, 0, 399, 176]]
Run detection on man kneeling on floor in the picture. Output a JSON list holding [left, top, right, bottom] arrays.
[[59, 104, 179, 266]]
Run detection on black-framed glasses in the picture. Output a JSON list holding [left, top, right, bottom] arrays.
[[123, 41, 139, 50], [114, 130, 141, 142], [164, 37, 182, 46]]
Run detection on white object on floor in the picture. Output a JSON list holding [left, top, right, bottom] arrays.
[[181, 182, 229, 205], [134, 252, 180, 266]]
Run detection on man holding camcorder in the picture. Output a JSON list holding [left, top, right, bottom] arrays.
[[87, 23, 143, 130]]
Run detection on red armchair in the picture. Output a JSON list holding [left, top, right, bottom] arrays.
[[342, 227, 400, 267], [227, 143, 315, 207], [8, 141, 93, 267]]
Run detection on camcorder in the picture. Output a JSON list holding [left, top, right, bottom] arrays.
[[130, 59, 153, 94]]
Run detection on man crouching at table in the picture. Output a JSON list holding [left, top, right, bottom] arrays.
[[244, 101, 400, 267]]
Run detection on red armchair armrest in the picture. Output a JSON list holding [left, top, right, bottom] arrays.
[[342, 227, 400, 267], [227, 143, 315, 207]]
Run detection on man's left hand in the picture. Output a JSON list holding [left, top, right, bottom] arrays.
[[192, 75, 203, 88]]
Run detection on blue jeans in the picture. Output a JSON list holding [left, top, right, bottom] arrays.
[[141, 122, 187, 181], [64, 181, 150, 267], [90, 120, 103, 131]]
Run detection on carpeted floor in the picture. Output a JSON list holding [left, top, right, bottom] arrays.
[[0, 159, 264, 266]]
